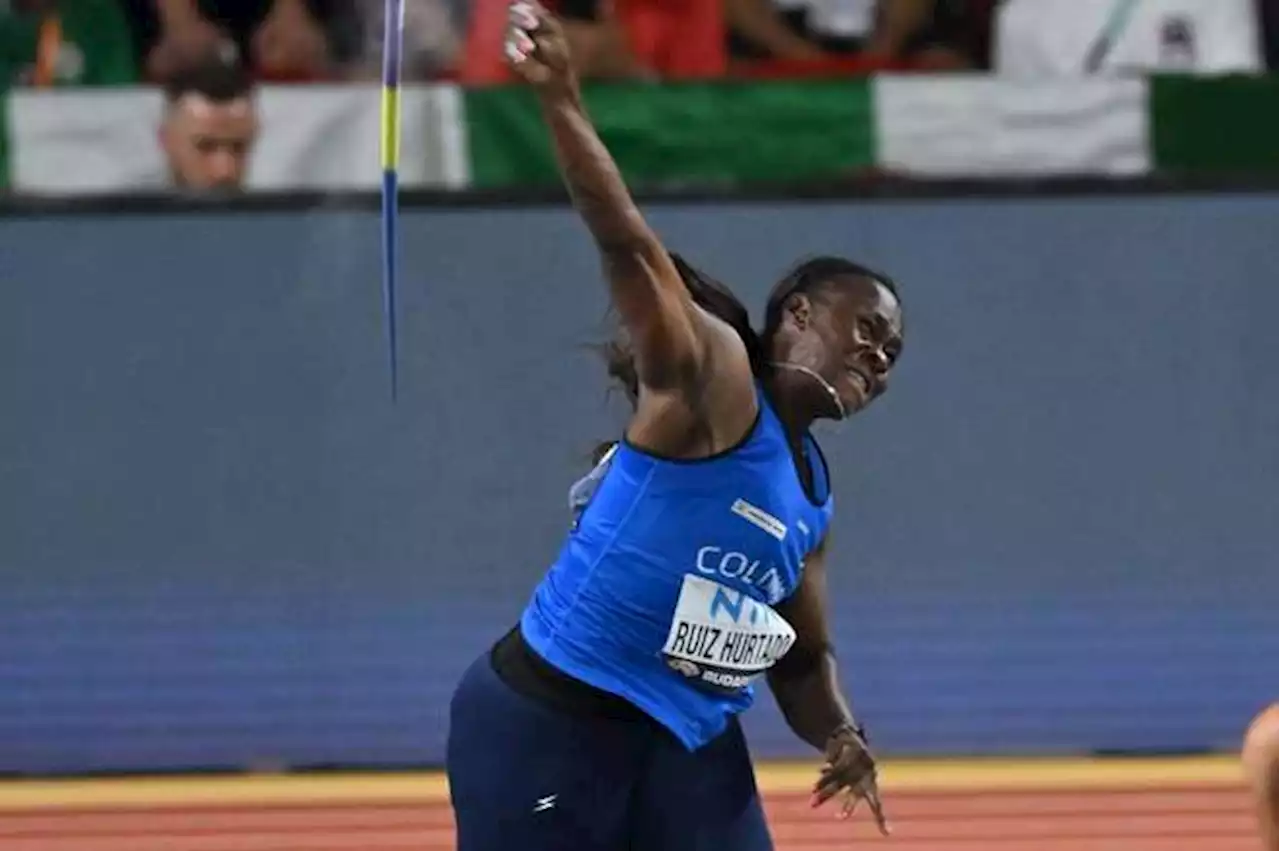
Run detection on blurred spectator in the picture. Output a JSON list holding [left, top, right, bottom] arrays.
[[995, 0, 1265, 76], [557, 0, 653, 79], [349, 0, 463, 81], [878, 0, 996, 70], [159, 52, 256, 192], [122, 0, 340, 81], [727, 0, 988, 69], [728, 0, 872, 60], [1258, 0, 1276, 69], [464, 0, 990, 83], [0, 0, 138, 86]]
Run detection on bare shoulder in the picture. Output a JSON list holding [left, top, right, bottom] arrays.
[[626, 307, 758, 458], [693, 305, 761, 429]]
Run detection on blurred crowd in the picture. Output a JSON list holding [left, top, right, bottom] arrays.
[[0, 0, 1273, 193], [0, 0, 990, 87], [1, 0, 1274, 88]]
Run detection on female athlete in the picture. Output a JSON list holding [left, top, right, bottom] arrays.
[[446, 5, 905, 850]]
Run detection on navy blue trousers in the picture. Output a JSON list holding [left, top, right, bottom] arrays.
[[447, 652, 774, 851]]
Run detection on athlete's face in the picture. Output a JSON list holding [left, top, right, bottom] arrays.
[[777, 277, 903, 418]]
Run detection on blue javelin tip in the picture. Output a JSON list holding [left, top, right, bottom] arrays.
[[380, 0, 405, 403], [381, 168, 400, 402]]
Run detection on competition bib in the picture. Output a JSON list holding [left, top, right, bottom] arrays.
[[661, 574, 796, 694]]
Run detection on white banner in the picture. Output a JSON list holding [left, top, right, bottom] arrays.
[[995, 0, 1263, 77], [874, 76, 1150, 177], [8, 84, 469, 195]]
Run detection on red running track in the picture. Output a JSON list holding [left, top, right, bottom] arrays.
[[0, 784, 1259, 851]]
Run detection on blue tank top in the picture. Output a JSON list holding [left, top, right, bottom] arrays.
[[520, 386, 834, 750]]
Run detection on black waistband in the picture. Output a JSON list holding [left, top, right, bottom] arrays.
[[489, 626, 656, 726]]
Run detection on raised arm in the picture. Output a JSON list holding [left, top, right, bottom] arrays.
[[506, 3, 703, 392], [768, 541, 890, 834]]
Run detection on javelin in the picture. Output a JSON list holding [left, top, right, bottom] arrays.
[[380, 0, 405, 400]]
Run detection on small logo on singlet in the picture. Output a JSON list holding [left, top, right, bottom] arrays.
[[730, 499, 788, 541], [532, 794, 558, 813], [668, 658, 700, 678]]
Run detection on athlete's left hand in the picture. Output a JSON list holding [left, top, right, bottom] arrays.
[[812, 724, 890, 835]]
